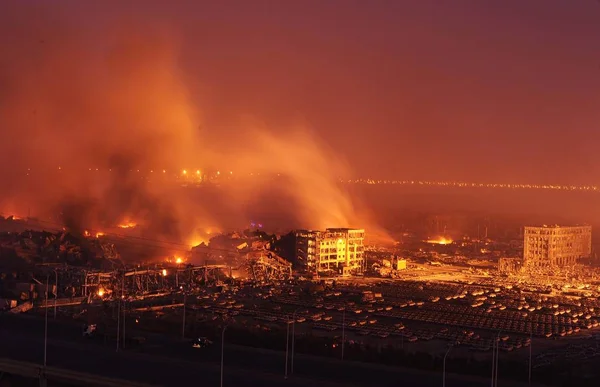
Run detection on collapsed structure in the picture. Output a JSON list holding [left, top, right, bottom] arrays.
[[191, 230, 292, 281], [523, 225, 592, 268], [294, 228, 365, 275]]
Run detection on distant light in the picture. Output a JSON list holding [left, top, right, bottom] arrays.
[[196, 170, 201, 175], [216, 171, 220, 175], [58, 166, 62, 170], [150, 170, 154, 173], [162, 269, 167, 277], [182, 169, 187, 175], [230, 171, 233, 175], [97, 289, 105, 297], [163, 170, 166, 173], [176, 257, 183, 264]]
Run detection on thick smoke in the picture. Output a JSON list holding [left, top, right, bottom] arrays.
[[0, 7, 203, 241], [0, 5, 391, 248]]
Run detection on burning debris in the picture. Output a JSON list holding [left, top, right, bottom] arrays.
[[0, 230, 122, 270]]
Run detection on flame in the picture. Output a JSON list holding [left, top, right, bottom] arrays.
[[84, 230, 91, 237], [175, 257, 183, 264], [97, 288, 105, 297], [426, 237, 453, 245], [95, 232, 105, 238], [118, 221, 137, 229]]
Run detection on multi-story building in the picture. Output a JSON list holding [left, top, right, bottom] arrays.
[[523, 225, 591, 267], [294, 228, 365, 275]]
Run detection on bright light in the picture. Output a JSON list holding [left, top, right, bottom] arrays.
[[175, 257, 183, 264], [216, 171, 220, 175], [163, 169, 166, 173], [95, 232, 105, 238], [182, 169, 187, 175], [196, 170, 201, 175], [97, 289, 105, 297], [83, 230, 91, 237], [162, 269, 167, 277], [426, 237, 453, 245], [118, 221, 137, 229]]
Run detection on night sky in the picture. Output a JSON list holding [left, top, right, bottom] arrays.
[[2, 0, 600, 184]]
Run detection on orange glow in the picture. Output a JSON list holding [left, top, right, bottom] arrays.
[[118, 221, 137, 229], [97, 288, 105, 297], [161, 269, 167, 276], [426, 237, 453, 245], [182, 169, 187, 175], [83, 230, 91, 237], [95, 232, 105, 238], [175, 257, 183, 264]]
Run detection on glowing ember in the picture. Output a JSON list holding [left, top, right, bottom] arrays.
[[83, 230, 91, 237], [118, 222, 137, 229], [97, 288, 105, 297], [95, 232, 105, 238], [426, 237, 453, 245]]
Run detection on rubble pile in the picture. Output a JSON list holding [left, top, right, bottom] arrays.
[[0, 230, 122, 269]]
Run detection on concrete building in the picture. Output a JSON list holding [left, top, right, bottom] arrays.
[[523, 225, 591, 267], [295, 228, 365, 275]]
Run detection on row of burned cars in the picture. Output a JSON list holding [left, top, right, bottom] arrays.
[[180, 278, 600, 355]]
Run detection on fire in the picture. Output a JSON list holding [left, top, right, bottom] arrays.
[[426, 237, 453, 245], [95, 232, 105, 238], [118, 221, 137, 229], [84, 230, 91, 237], [175, 257, 183, 264], [97, 288, 105, 297]]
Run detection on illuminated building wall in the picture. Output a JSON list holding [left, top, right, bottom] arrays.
[[523, 225, 591, 267], [295, 228, 365, 274]]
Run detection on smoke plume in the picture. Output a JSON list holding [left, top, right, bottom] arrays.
[[0, 4, 391, 249]]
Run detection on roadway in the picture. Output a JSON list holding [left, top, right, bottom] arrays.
[[0, 314, 540, 387]]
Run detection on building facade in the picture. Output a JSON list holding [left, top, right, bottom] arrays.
[[295, 228, 365, 275], [523, 225, 591, 267]]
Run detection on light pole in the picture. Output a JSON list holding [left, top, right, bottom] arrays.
[[491, 336, 495, 387], [290, 307, 302, 374], [220, 325, 227, 387], [528, 329, 532, 386], [341, 308, 346, 361], [494, 331, 501, 387], [285, 316, 290, 379], [44, 275, 49, 368], [53, 269, 58, 320], [182, 291, 187, 340], [443, 342, 457, 387]]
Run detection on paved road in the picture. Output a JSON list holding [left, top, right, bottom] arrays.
[[0, 314, 538, 387]]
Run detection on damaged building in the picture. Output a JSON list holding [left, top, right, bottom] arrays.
[[295, 228, 365, 275], [523, 225, 592, 268]]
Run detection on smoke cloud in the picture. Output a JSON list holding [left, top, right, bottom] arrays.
[[0, 4, 390, 250]]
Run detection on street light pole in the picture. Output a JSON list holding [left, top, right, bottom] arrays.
[[291, 307, 302, 375], [494, 331, 501, 387], [182, 292, 187, 340], [528, 330, 532, 386], [491, 336, 496, 387], [341, 308, 346, 361], [116, 273, 122, 352], [285, 316, 290, 379], [44, 275, 49, 368], [220, 325, 227, 387], [53, 270, 58, 320], [443, 344, 455, 387]]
